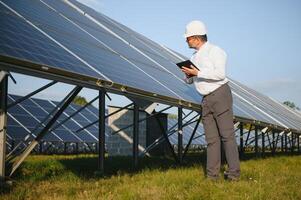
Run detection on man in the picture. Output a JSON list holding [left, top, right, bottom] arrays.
[[181, 20, 240, 181]]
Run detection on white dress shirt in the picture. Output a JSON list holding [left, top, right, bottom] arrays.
[[185, 42, 228, 95]]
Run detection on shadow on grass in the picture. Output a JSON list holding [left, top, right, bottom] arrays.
[[57, 153, 208, 179], [56, 151, 301, 179], [6, 153, 207, 184], [1, 150, 300, 195]]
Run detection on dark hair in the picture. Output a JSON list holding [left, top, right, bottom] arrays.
[[195, 35, 207, 42]]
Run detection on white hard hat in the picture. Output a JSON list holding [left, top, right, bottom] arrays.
[[183, 20, 207, 38]]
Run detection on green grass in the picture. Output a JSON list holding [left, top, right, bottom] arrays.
[[1, 153, 301, 200]]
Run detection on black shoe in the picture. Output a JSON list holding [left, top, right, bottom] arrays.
[[224, 173, 240, 182], [206, 175, 220, 181]]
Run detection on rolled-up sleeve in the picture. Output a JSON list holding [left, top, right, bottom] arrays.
[[197, 47, 227, 81]]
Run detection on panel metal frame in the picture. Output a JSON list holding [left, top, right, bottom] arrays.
[[0, 58, 201, 111]]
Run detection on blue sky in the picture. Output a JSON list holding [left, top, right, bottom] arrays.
[[9, 0, 301, 107]]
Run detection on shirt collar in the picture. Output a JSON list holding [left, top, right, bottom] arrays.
[[195, 41, 210, 54]]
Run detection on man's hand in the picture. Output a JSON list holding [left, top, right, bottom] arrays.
[[181, 65, 199, 77]]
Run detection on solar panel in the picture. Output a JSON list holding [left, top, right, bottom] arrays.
[[0, 0, 200, 105], [229, 79, 301, 130], [7, 94, 107, 144], [7, 95, 60, 142], [230, 79, 301, 129], [8, 93, 209, 149], [0, 5, 105, 79], [67, 0, 187, 64], [1, 0, 301, 135]]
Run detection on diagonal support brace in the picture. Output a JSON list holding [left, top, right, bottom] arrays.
[[8, 86, 82, 176]]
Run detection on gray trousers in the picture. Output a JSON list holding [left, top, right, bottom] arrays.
[[201, 83, 240, 178]]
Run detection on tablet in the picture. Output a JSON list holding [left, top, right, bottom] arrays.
[[176, 60, 199, 70]]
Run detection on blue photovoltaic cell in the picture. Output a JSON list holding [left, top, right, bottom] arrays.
[[8, 95, 65, 142], [7, 94, 104, 143], [0, 6, 106, 80], [7, 117, 29, 140], [37, 100, 98, 142]]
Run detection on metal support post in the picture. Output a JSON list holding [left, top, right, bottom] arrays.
[[280, 135, 283, 152], [297, 135, 301, 153], [39, 142, 43, 154], [75, 143, 78, 154], [98, 89, 106, 173], [285, 133, 288, 153], [133, 102, 139, 168], [0, 75, 8, 180], [291, 134, 294, 153], [272, 130, 275, 155], [261, 130, 265, 157], [239, 123, 244, 156], [178, 107, 183, 164], [255, 127, 258, 157], [64, 142, 67, 154]]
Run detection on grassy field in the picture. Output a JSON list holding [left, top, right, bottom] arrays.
[[1, 153, 301, 200]]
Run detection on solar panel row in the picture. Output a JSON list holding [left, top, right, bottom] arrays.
[[0, 0, 300, 134], [229, 79, 301, 130], [7, 94, 104, 143], [7, 94, 208, 148], [7, 91, 292, 159], [0, 0, 201, 106]]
